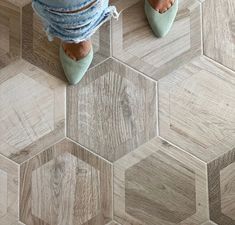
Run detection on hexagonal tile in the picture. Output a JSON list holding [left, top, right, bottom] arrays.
[[111, 0, 201, 81], [31, 152, 100, 225], [114, 137, 209, 225], [208, 149, 235, 225], [22, 3, 111, 81], [203, 0, 235, 71], [20, 139, 112, 225], [158, 56, 235, 163], [0, 154, 19, 225], [0, 0, 21, 69], [0, 60, 66, 163], [67, 58, 157, 162]]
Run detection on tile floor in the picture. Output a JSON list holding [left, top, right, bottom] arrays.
[[0, 0, 234, 224]]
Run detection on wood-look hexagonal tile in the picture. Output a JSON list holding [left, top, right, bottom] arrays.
[[0, 0, 21, 69], [0, 154, 19, 225], [20, 139, 113, 225], [0, 60, 66, 164], [203, 0, 235, 71], [208, 148, 235, 225], [112, 0, 202, 81], [67, 58, 157, 162], [114, 137, 209, 225], [158, 56, 235, 163]]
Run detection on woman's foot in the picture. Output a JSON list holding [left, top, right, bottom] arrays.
[[60, 40, 93, 85], [62, 40, 92, 61], [145, 0, 178, 37], [148, 0, 175, 13]]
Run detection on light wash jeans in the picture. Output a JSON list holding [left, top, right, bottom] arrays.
[[32, 0, 118, 43]]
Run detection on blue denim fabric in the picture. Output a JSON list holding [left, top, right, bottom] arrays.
[[32, 0, 118, 43]]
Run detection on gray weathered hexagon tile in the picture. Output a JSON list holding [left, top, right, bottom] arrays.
[[158, 56, 235, 163], [22, 3, 111, 81], [202, 0, 235, 71], [20, 138, 113, 225], [0, 0, 21, 69], [114, 137, 209, 225], [208, 148, 235, 225], [67, 58, 157, 162], [0, 59, 66, 164], [111, 0, 202, 81], [0, 154, 19, 225]]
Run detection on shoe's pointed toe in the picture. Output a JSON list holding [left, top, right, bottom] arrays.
[[145, 0, 178, 38], [59, 45, 93, 85]]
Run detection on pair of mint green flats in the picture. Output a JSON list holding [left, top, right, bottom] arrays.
[[60, 0, 178, 85]]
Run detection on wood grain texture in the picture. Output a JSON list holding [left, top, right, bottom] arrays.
[[203, 0, 235, 71], [0, 154, 19, 225], [67, 58, 157, 162], [107, 222, 121, 225], [114, 137, 209, 225], [220, 163, 235, 220], [0, 60, 66, 164], [112, 0, 202, 81], [22, 3, 111, 81], [20, 138, 113, 225], [207, 148, 235, 225], [0, 0, 21, 69], [201, 222, 218, 225], [159, 56, 235, 163]]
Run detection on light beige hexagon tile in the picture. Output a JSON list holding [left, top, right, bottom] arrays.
[[67, 58, 157, 162], [0, 59, 66, 164], [20, 138, 113, 225], [111, 0, 202, 81], [202, 0, 235, 71]]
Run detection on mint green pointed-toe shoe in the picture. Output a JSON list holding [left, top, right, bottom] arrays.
[[145, 0, 178, 38], [59, 44, 93, 85]]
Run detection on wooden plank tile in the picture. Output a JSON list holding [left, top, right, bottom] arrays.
[[22, 3, 111, 81], [67, 58, 157, 162], [0, 60, 66, 164], [114, 137, 209, 225], [0, 154, 19, 225], [20, 138, 113, 225], [158, 56, 235, 163], [203, 0, 235, 71], [112, 0, 202, 81], [0, 0, 21, 69]]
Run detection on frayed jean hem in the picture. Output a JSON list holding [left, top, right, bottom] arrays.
[[32, 0, 119, 43]]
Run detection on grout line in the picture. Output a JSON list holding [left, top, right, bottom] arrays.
[[158, 136, 208, 165], [199, 0, 204, 55], [110, 19, 113, 56], [18, 163, 20, 222], [88, 56, 111, 73], [66, 137, 113, 165], [156, 82, 159, 136], [203, 55, 235, 74], [19, 137, 65, 165], [65, 86, 67, 137], [112, 56, 158, 84], [111, 161, 114, 221], [205, 163, 210, 219], [0, 153, 19, 167]]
